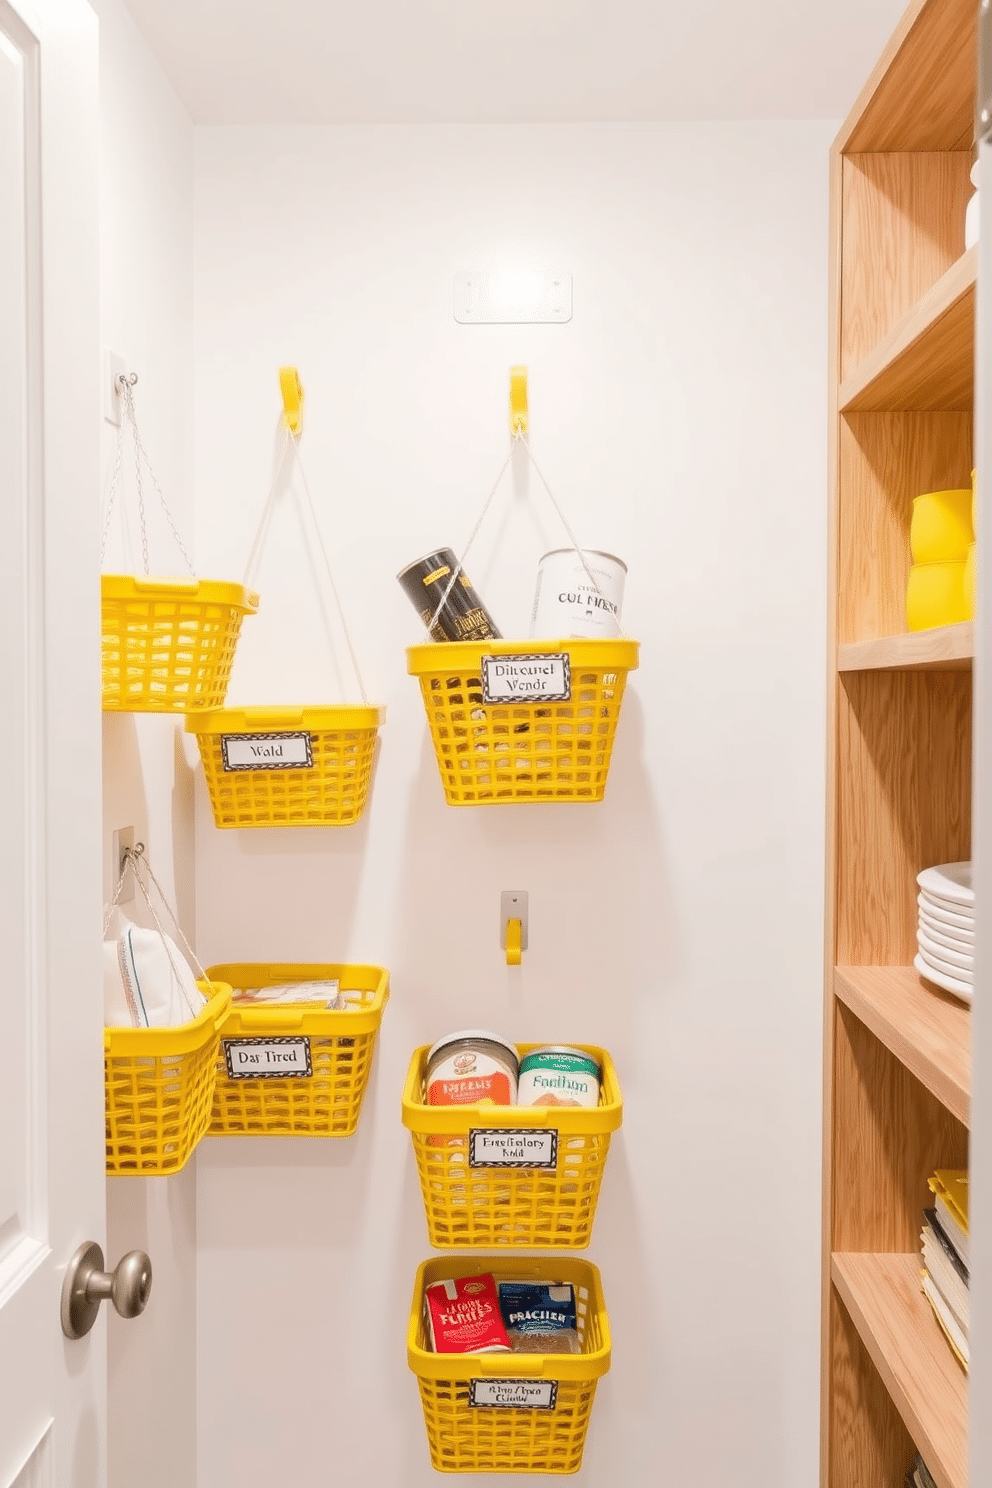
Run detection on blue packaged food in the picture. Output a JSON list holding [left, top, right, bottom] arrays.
[[497, 1282, 580, 1354]]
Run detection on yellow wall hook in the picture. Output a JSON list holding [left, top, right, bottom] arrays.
[[509, 366, 528, 437], [279, 366, 305, 435], [505, 918, 523, 966]]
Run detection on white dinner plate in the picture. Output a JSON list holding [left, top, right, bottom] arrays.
[[919, 912, 974, 950], [914, 954, 973, 1004], [918, 927, 974, 970], [918, 892, 975, 929], [917, 861, 974, 907], [917, 943, 973, 983]]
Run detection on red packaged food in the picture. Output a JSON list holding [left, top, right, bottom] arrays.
[[424, 1274, 511, 1354]]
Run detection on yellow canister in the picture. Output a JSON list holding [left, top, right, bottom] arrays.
[[906, 560, 970, 631], [909, 489, 974, 565]]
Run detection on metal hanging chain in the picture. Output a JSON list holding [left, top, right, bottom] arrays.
[[426, 428, 628, 640], [99, 375, 197, 578], [103, 843, 209, 1020], [242, 425, 369, 705]]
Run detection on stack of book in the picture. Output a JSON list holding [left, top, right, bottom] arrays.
[[915, 861, 974, 1003], [905, 1452, 938, 1488], [920, 1169, 969, 1370]]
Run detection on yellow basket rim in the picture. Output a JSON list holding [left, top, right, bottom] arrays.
[[407, 1255, 611, 1381], [101, 574, 259, 611], [104, 982, 231, 1054], [401, 1042, 622, 1135], [205, 962, 389, 1038], [406, 637, 638, 675], [186, 703, 385, 734]]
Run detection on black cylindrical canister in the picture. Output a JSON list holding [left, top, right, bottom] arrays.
[[397, 548, 502, 642]]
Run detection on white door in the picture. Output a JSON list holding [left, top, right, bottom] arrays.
[[0, 0, 104, 1483]]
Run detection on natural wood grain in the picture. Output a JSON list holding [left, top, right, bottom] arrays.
[[838, 623, 974, 673], [837, 412, 973, 644], [835, 670, 972, 965], [826, 8, 976, 1484], [829, 1285, 916, 1488], [832, 1253, 968, 1488], [832, 1004, 968, 1252], [834, 966, 971, 1126], [841, 251, 976, 413], [841, 160, 972, 381], [838, 0, 976, 152]]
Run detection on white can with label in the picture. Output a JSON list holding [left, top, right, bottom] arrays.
[[516, 1046, 601, 1108], [529, 549, 626, 639]]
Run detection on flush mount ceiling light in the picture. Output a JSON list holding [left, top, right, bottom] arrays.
[[453, 270, 572, 324]]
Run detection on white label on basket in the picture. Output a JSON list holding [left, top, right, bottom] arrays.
[[223, 1037, 312, 1079], [469, 1129, 558, 1168], [469, 1380, 558, 1410], [480, 653, 570, 703], [220, 732, 313, 771]]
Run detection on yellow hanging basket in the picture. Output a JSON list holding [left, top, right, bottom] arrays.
[[205, 962, 389, 1137], [408, 1255, 611, 1475], [101, 575, 258, 713], [186, 703, 385, 828], [407, 637, 638, 805], [104, 981, 231, 1177], [402, 1043, 622, 1249]]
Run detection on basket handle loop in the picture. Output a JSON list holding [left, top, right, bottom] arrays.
[[424, 374, 628, 641], [100, 375, 197, 580], [242, 384, 369, 706]]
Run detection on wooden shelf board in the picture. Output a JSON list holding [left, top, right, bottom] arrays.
[[839, 250, 975, 413], [831, 1252, 968, 1488], [838, 0, 975, 152], [834, 966, 970, 1127], [837, 623, 973, 673]]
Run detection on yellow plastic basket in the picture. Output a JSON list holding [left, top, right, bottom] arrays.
[[402, 1044, 622, 1249], [205, 962, 389, 1137], [406, 638, 639, 805], [186, 704, 385, 828], [101, 575, 258, 713], [104, 981, 231, 1176], [408, 1255, 611, 1475]]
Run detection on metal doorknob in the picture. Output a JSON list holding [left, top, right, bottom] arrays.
[[60, 1241, 152, 1339]]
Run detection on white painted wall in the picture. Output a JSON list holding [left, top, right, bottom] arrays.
[[90, 3, 198, 1484], [192, 122, 832, 1488]]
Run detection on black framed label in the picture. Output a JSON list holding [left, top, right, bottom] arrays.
[[480, 653, 570, 704], [469, 1128, 558, 1169], [224, 1037, 312, 1079], [469, 1380, 558, 1410], [221, 732, 313, 771]]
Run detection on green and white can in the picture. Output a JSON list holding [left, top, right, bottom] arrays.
[[517, 1046, 602, 1109]]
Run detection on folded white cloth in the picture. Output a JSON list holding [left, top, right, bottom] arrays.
[[104, 911, 206, 1028]]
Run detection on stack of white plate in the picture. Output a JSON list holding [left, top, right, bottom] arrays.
[[915, 862, 974, 1004]]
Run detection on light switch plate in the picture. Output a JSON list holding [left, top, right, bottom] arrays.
[[454, 271, 572, 324]]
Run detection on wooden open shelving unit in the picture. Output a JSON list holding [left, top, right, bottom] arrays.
[[824, 1, 977, 1487]]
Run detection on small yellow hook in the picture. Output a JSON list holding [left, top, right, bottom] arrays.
[[505, 917, 523, 966], [279, 366, 305, 435], [509, 366, 528, 437]]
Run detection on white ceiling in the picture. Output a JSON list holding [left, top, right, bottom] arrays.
[[121, 0, 909, 126]]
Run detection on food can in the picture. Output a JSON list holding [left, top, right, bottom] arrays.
[[529, 549, 626, 639], [517, 1046, 601, 1108], [426, 1029, 519, 1107], [398, 548, 502, 643]]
